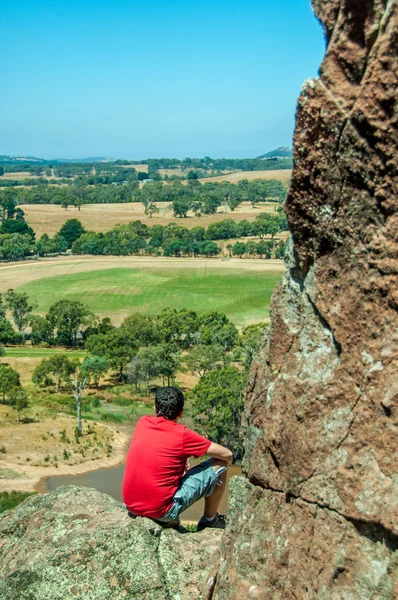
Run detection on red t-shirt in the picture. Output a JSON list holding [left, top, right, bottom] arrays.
[[122, 415, 211, 518]]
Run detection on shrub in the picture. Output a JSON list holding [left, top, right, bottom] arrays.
[[0, 491, 36, 513], [100, 412, 127, 424], [114, 397, 134, 407]]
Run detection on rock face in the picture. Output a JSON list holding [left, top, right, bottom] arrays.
[[0, 486, 221, 600], [215, 1, 398, 598]]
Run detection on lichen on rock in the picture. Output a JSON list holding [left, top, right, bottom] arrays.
[[0, 486, 222, 600]]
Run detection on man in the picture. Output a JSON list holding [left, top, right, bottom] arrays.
[[122, 386, 233, 530]]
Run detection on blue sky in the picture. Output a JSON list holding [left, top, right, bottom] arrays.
[[1, 1, 325, 159]]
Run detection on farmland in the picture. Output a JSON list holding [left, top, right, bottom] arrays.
[[21, 200, 279, 236], [198, 168, 292, 184], [1, 258, 285, 327]]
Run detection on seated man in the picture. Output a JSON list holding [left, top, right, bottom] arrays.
[[122, 386, 232, 530]]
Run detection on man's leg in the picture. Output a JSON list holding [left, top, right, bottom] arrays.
[[203, 458, 228, 519]]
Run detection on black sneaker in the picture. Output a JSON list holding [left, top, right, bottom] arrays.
[[197, 513, 226, 531]]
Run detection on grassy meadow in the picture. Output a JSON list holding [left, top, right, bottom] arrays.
[[17, 264, 283, 328]]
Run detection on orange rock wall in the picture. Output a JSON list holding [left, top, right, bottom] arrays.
[[215, 1, 398, 598]]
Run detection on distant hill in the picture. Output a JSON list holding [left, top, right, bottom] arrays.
[[53, 157, 112, 163], [0, 155, 111, 164], [257, 147, 292, 159], [0, 155, 46, 164]]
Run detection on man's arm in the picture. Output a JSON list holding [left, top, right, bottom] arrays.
[[206, 442, 233, 465]]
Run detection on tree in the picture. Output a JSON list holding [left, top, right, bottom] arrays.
[[8, 387, 29, 422], [189, 365, 246, 460], [172, 199, 191, 218], [32, 355, 75, 392], [81, 356, 110, 388], [162, 239, 182, 257], [121, 314, 160, 347], [0, 189, 17, 220], [69, 364, 88, 436], [5, 289, 36, 341], [144, 203, 160, 218], [46, 300, 93, 347], [157, 343, 181, 386], [36, 233, 68, 257], [191, 201, 203, 217], [0, 233, 33, 261], [232, 242, 247, 257], [190, 226, 205, 241], [187, 170, 199, 181], [185, 344, 226, 379], [237, 322, 268, 371], [156, 308, 199, 349], [58, 219, 86, 248], [0, 365, 20, 402], [126, 346, 163, 394], [0, 316, 21, 344], [86, 329, 136, 381], [199, 311, 238, 350], [73, 198, 83, 211], [0, 167, 4, 177], [274, 240, 286, 259], [72, 232, 105, 255], [30, 315, 54, 345], [256, 240, 273, 259], [0, 219, 35, 239], [205, 219, 238, 240]]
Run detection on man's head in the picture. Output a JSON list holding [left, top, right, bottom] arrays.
[[155, 386, 184, 420]]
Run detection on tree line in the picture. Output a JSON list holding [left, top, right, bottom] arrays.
[[0, 177, 288, 212], [70, 214, 287, 258]]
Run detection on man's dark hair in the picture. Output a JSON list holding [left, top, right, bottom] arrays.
[[155, 386, 184, 420]]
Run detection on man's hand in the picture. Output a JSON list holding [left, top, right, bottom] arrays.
[[183, 458, 191, 475], [206, 442, 233, 465]]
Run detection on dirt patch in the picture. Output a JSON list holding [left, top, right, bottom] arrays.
[[0, 410, 131, 493]]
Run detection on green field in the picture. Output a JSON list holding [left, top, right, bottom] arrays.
[[20, 266, 283, 328], [4, 347, 87, 359]]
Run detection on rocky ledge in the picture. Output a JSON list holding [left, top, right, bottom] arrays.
[[0, 486, 222, 600]]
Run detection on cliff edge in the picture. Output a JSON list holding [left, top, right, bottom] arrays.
[[215, 1, 398, 598], [0, 486, 221, 599]]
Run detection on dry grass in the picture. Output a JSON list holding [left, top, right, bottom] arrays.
[[158, 168, 185, 177], [1, 355, 45, 385], [126, 164, 148, 172], [1, 172, 37, 180], [21, 201, 279, 236], [0, 171, 67, 183], [198, 169, 292, 184], [0, 412, 114, 468], [0, 403, 131, 493]]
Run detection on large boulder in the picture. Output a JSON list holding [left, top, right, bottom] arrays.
[[215, 1, 398, 598], [0, 486, 221, 600]]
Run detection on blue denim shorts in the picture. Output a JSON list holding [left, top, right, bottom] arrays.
[[159, 458, 220, 522]]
